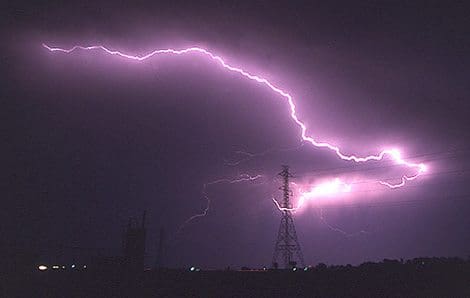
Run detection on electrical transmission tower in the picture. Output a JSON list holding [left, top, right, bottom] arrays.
[[272, 165, 305, 269]]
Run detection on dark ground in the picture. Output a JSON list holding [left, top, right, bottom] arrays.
[[5, 258, 470, 297]]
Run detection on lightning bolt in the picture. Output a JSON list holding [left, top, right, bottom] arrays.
[[316, 208, 370, 238], [224, 142, 305, 166], [177, 173, 263, 232], [42, 43, 427, 189]]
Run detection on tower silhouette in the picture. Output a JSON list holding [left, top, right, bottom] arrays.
[[272, 165, 305, 269]]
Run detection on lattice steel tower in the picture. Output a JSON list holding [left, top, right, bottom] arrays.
[[272, 165, 305, 269]]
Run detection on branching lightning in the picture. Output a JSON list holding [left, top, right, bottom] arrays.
[[177, 174, 263, 232], [43, 42, 429, 225], [42, 43, 427, 191], [316, 208, 370, 238], [224, 142, 305, 166]]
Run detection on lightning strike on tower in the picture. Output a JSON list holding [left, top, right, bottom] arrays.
[[272, 166, 305, 269]]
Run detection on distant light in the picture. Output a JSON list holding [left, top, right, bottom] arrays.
[[52, 265, 59, 269], [38, 265, 48, 271], [262, 267, 267, 271], [190, 266, 195, 272], [292, 267, 297, 271], [62, 265, 66, 269], [195, 268, 201, 272], [304, 267, 309, 271], [83, 265, 87, 269], [71, 264, 76, 269]]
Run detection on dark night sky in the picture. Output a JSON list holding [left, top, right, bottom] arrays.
[[2, 1, 470, 268]]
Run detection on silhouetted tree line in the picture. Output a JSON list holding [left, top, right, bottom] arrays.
[[4, 256, 469, 297]]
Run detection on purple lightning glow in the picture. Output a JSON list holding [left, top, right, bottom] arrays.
[[272, 180, 370, 237], [272, 178, 352, 212], [316, 208, 370, 237], [42, 43, 427, 194], [224, 142, 305, 166], [177, 174, 263, 231]]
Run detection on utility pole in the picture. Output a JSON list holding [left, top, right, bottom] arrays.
[[272, 165, 305, 269]]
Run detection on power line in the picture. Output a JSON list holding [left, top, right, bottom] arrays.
[[272, 168, 470, 190], [343, 168, 470, 187], [314, 194, 470, 210]]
